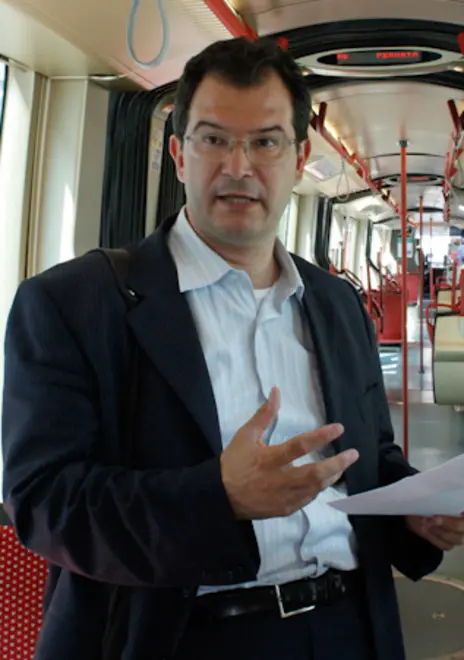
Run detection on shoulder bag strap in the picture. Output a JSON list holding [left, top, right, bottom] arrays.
[[97, 247, 139, 659]]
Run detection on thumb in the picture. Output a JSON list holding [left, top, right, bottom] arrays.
[[246, 386, 280, 441]]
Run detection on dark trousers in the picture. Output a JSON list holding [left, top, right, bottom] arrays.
[[173, 585, 377, 660]]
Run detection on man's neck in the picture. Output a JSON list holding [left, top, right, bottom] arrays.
[[219, 246, 281, 289], [186, 211, 280, 289]]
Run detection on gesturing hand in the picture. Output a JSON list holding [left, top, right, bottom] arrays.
[[220, 387, 359, 520]]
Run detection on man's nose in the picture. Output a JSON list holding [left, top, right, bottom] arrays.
[[220, 142, 254, 179]]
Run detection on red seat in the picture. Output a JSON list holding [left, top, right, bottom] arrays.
[[0, 526, 48, 659]]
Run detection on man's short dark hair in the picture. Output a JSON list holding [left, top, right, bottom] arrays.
[[172, 37, 311, 144]]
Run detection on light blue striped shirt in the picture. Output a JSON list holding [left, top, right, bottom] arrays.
[[167, 208, 358, 592]]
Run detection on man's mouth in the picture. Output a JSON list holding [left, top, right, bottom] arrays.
[[216, 194, 259, 205]]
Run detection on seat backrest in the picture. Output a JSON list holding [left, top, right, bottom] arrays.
[[0, 525, 48, 660]]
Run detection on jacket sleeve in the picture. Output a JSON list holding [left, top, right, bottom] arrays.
[[1, 276, 259, 588], [345, 282, 443, 580]]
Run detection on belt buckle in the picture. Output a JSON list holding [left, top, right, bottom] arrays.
[[274, 584, 316, 619]]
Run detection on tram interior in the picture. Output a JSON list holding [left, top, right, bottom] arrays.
[[1, 0, 464, 658]]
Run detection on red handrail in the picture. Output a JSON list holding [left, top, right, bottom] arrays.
[[419, 197, 425, 374], [330, 264, 383, 329], [452, 260, 458, 307], [366, 259, 373, 316]]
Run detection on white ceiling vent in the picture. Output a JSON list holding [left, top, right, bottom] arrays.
[[304, 156, 340, 181]]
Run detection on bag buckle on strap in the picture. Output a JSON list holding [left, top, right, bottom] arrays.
[[274, 584, 316, 619]]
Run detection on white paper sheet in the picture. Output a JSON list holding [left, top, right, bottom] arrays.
[[328, 453, 464, 516]]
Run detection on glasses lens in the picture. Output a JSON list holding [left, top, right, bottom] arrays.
[[187, 129, 291, 164], [189, 129, 230, 161], [248, 134, 287, 164]]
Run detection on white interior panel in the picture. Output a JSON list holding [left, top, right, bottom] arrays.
[[2, 0, 230, 87], [0, 1, 110, 76], [239, 0, 464, 36]]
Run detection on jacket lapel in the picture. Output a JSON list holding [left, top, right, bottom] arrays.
[[298, 267, 365, 494], [300, 285, 341, 429], [299, 276, 353, 461], [125, 217, 222, 456]]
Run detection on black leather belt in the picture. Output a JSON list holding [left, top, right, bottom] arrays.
[[194, 569, 362, 621]]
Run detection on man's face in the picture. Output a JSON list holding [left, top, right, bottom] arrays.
[[170, 71, 310, 248]]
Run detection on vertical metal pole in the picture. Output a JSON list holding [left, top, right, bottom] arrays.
[[400, 140, 409, 459], [344, 224, 349, 271], [366, 259, 372, 315], [429, 218, 434, 299], [419, 197, 424, 373], [378, 249, 384, 332], [451, 260, 458, 308]]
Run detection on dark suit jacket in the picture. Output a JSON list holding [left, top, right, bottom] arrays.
[[2, 214, 443, 660]]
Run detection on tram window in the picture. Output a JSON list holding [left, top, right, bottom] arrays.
[[277, 202, 291, 246], [368, 225, 385, 285], [423, 233, 454, 268], [277, 193, 298, 251], [0, 61, 6, 136], [328, 211, 345, 272]]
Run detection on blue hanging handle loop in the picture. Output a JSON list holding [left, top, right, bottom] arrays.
[[127, 0, 170, 69]]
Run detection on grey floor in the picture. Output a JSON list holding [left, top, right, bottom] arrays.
[[379, 303, 464, 658]]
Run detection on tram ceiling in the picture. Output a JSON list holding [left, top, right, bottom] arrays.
[[300, 76, 464, 223], [308, 81, 463, 163], [329, 182, 453, 206], [5, 0, 464, 222], [274, 18, 464, 219], [303, 71, 464, 95], [373, 214, 464, 229], [203, 13, 464, 222], [330, 182, 464, 215], [333, 191, 464, 222], [272, 18, 464, 58], [241, 9, 464, 40]]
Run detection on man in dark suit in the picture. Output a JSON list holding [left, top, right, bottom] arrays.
[[2, 37, 464, 660]]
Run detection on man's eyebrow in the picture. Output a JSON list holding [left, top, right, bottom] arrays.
[[191, 120, 225, 133], [249, 125, 285, 134], [190, 121, 285, 134]]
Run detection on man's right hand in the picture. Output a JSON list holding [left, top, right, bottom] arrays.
[[220, 387, 359, 520]]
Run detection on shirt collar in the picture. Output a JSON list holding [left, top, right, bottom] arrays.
[[274, 237, 305, 303], [168, 207, 231, 293], [168, 206, 305, 301]]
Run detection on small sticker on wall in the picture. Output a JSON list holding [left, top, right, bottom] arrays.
[[151, 128, 163, 172]]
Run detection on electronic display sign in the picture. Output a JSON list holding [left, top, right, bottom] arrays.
[[317, 49, 441, 67], [335, 51, 422, 66]]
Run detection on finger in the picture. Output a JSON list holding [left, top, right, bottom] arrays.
[[427, 526, 464, 547], [246, 387, 280, 438], [265, 424, 345, 467], [430, 516, 464, 534], [422, 530, 455, 552], [292, 449, 360, 491]]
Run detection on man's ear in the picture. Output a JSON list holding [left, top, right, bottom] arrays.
[[169, 134, 185, 183], [295, 139, 311, 185]]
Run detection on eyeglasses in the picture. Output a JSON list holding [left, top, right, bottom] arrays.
[[184, 128, 296, 165]]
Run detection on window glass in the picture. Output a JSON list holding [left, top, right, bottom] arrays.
[[277, 202, 291, 246], [0, 61, 6, 136]]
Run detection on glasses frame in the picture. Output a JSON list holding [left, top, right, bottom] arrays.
[[183, 129, 297, 165]]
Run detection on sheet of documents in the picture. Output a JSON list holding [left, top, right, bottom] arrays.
[[328, 453, 464, 516]]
